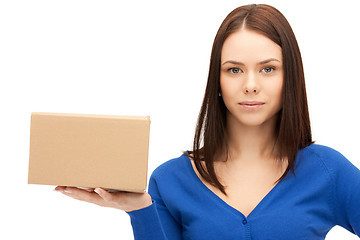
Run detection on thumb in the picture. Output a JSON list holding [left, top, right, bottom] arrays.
[[94, 188, 113, 201]]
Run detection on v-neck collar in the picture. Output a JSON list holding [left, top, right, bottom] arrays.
[[183, 153, 293, 219]]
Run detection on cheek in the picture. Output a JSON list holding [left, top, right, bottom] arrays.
[[220, 77, 238, 97], [220, 79, 241, 114], [267, 79, 284, 105], [219, 76, 227, 92]]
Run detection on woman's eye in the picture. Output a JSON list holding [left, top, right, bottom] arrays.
[[262, 67, 275, 73], [229, 68, 241, 74]]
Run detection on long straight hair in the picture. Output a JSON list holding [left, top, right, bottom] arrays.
[[186, 4, 313, 195]]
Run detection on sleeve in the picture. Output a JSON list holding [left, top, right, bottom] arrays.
[[127, 171, 182, 240], [325, 147, 360, 236]]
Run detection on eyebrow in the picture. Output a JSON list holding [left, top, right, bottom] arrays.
[[221, 58, 281, 66]]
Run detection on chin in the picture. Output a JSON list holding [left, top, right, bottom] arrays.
[[226, 109, 280, 128], [242, 121, 268, 128], [234, 117, 267, 127], [233, 114, 276, 128]]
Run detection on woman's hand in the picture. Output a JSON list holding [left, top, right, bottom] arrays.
[[55, 186, 152, 212]]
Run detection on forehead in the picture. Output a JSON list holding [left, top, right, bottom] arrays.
[[221, 29, 282, 63]]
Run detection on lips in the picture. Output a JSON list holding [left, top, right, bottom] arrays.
[[239, 101, 265, 110]]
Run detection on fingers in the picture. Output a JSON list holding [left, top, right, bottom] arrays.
[[55, 186, 152, 211], [55, 186, 94, 192], [78, 187, 95, 192], [55, 186, 66, 191], [55, 186, 102, 204], [94, 188, 113, 201], [55, 186, 76, 194]]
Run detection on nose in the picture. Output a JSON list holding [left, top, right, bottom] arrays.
[[245, 88, 257, 94], [243, 72, 259, 94]]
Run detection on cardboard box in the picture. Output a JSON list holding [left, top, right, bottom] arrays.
[[28, 112, 150, 192]]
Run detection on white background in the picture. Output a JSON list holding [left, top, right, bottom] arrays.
[[0, 0, 359, 239]]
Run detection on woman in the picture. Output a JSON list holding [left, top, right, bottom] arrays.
[[55, 4, 360, 239]]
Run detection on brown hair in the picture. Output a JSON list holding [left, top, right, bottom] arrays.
[[186, 4, 313, 194]]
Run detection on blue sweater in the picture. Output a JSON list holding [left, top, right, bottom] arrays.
[[127, 144, 360, 239]]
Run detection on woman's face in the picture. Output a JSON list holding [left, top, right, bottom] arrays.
[[220, 29, 283, 128]]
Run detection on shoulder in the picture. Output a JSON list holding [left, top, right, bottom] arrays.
[[302, 144, 345, 161], [302, 144, 359, 179], [150, 152, 192, 182], [148, 152, 197, 203], [302, 144, 348, 167]]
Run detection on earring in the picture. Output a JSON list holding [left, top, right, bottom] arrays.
[[218, 92, 222, 97]]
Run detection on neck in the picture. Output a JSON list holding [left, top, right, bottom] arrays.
[[224, 113, 279, 163]]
